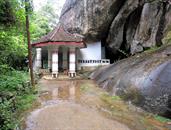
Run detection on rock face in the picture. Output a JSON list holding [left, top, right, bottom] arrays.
[[60, 0, 171, 116], [60, 0, 171, 54], [90, 45, 171, 116]]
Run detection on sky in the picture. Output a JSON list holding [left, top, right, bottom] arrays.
[[33, 0, 66, 16]]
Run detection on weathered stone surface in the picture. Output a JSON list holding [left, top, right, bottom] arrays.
[[162, 6, 171, 44], [60, 0, 125, 42], [165, 5, 171, 32], [131, 2, 163, 54], [107, 0, 140, 52], [90, 45, 171, 116], [60, 0, 171, 54]]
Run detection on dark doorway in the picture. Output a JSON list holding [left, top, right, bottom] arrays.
[[58, 47, 63, 72], [42, 48, 48, 69]]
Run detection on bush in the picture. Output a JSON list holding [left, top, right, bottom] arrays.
[[0, 70, 36, 130]]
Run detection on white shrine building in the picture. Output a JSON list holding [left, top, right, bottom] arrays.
[[32, 23, 110, 78]]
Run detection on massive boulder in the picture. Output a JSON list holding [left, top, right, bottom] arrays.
[[60, 0, 126, 42], [90, 45, 171, 116], [60, 0, 171, 54]]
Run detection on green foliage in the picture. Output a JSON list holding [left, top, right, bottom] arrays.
[[0, 70, 36, 130], [0, 27, 28, 69], [0, 0, 16, 26], [0, 0, 28, 70], [153, 115, 171, 123], [30, 13, 51, 41], [0, 99, 16, 130], [111, 96, 121, 100], [0, 0, 59, 69], [30, 3, 59, 41], [0, 71, 29, 92], [0, 65, 13, 75], [144, 46, 160, 53], [40, 2, 59, 28], [0, 0, 59, 129], [163, 30, 171, 44], [0, 0, 27, 26]]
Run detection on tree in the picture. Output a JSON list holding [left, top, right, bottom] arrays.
[[0, 0, 16, 26], [40, 2, 59, 28], [0, 0, 27, 69], [30, 2, 59, 41], [25, 0, 34, 86]]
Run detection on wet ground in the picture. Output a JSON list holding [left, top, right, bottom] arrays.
[[24, 79, 170, 130], [25, 79, 130, 130]]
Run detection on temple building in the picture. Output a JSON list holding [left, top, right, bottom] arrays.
[[32, 23, 110, 78]]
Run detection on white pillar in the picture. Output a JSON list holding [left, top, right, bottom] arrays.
[[69, 48, 76, 77], [48, 48, 52, 71], [36, 48, 42, 69], [52, 49, 58, 78]]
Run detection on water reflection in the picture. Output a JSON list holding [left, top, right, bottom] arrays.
[[52, 88, 58, 99], [39, 81, 81, 103]]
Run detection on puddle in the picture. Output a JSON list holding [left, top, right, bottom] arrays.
[[38, 80, 81, 105], [24, 79, 131, 130]]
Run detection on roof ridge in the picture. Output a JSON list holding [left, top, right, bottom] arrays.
[[59, 23, 73, 36], [49, 24, 61, 40]]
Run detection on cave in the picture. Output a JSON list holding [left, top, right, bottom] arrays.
[[102, 6, 143, 64]]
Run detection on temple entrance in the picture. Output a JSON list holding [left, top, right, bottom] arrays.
[[34, 45, 79, 78], [58, 46, 69, 73]]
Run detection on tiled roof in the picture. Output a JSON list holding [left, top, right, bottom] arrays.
[[32, 23, 83, 44]]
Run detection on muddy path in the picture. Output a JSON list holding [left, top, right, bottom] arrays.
[[24, 79, 169, 130]]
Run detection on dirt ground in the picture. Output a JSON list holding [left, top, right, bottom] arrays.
[[24, 79, 170, 130]]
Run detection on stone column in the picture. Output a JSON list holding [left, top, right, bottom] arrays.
[[69, 48, 76, 77], [36, 48, 42, 69], [52, 48, 59, 78], [48, 48, 52, 71]]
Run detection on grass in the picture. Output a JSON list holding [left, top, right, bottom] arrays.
[[144, 46, 161, 53], [144, 42, 171, 54], [16, 94, 36, 111], [99, 91, 169, 130], [80, 82, 95, 93], [111, 95, 121, 100], [154, 115, 171, 123], [80, 84, 90, 92], [79, 80, 171, 130]]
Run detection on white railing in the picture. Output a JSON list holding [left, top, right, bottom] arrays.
[[78, 59, 110, 66], [39, 69, 50, 73], [101, 59, 110, 66]]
